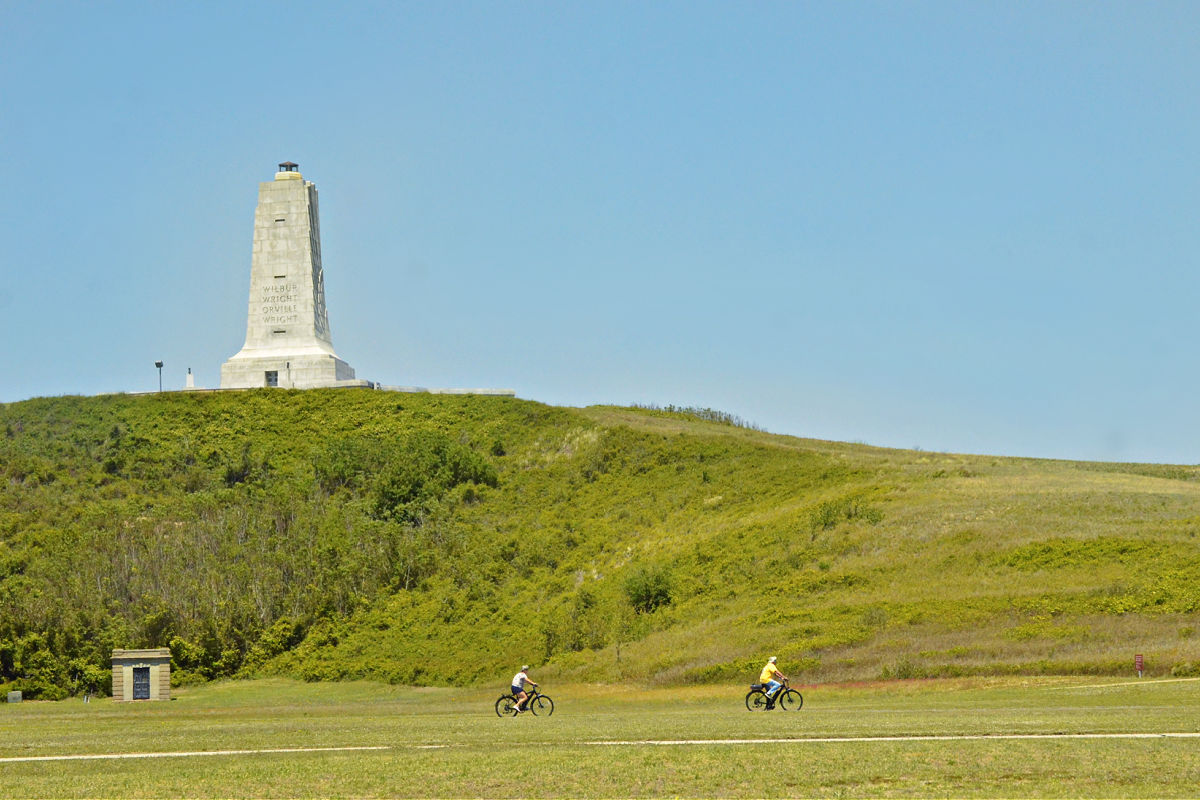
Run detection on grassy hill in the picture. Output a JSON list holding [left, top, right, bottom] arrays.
[[2, 390, 1199, 698]]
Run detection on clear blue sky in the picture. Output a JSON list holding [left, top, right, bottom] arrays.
[[2, 1, 1198, 463]]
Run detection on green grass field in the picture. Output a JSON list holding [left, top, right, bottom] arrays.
[[3, 678, 1199, 798]]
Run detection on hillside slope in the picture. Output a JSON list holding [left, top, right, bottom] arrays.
[[2, 390, 1199, 697]]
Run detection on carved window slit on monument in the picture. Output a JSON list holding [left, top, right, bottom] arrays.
[[275, 218, 286, 223], [273, 329, 286, 334], [274, 275, 286, 279]]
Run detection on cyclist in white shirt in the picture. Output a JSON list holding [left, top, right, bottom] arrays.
[[511, 665, 537, 713]]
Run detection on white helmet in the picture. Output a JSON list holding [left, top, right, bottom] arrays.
[[768, 656, 777, 663]]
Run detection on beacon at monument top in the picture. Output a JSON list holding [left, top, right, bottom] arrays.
[[219, 162, 365, 389]]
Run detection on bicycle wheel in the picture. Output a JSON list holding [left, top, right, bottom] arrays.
[[529, 694, 554, 716], [778, 688, 803, 711], [495, 694, 517, 717], [745, 690, 769, 711]]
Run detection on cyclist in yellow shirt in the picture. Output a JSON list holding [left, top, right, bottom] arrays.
[[759, 657, 789, 709]]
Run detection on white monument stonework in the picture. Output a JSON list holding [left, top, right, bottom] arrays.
[[221, 162, 364, 389]]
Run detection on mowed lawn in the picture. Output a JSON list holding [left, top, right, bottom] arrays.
[[2, 678, 1199, 798]]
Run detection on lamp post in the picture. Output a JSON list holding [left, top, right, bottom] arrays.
[[154, 361, 164, 393]]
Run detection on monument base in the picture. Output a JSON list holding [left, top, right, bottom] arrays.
[[220, 352, 356, 389]]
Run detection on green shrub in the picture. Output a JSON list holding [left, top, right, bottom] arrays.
[[808, 496, 882, 534], [367, 430, 498, 523], [624, 564, 673, 614], [242, 617, 305, 672], [312, 437, 376, 493]]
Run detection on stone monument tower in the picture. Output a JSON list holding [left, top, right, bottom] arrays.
[[221, 162, 359, 389]]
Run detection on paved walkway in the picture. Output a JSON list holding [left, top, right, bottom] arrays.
[[586, 732, 1200, 745], [4, 732, 1199, 763], [0, 745, 394, 764]]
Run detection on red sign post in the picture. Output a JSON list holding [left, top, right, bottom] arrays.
[[1135, 653, 1144, 678]]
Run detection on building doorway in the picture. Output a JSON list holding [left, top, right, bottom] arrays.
[[132, 667, 151, 700]]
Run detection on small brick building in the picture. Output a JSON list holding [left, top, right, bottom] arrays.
[[111, 648, 170, 701]]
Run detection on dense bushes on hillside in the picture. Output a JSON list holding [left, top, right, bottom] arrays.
[[2, 391, 1200, 698], [0, 392, 521, 696]]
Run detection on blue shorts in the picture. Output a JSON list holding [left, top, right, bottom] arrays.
[[511, 685, 524, 696]]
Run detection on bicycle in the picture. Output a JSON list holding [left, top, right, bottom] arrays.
[[745, 678, 802, 711], [495, 686, 555, 716]]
